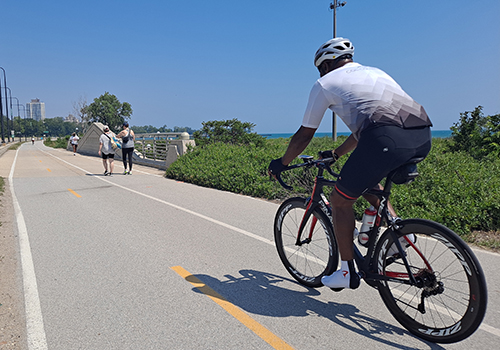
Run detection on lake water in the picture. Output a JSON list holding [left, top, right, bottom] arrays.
[[260, 129, 452, 139]]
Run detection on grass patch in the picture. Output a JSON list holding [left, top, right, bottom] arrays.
[[44, 137, 70, 149], [166, 136, 500, 251], [8, 142, 23, 150]]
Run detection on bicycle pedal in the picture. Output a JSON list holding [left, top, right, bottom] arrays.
[[330, 287, 344, 292]]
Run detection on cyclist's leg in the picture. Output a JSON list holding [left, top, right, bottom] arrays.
[[330, 191, 356, 261], [362, 185, 397, 218], [321, 190, 360, 289], [322, 125, 403, 289]]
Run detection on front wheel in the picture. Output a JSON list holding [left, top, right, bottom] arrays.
[[375, 219, 487, 343], [274, 197, 338, 287]]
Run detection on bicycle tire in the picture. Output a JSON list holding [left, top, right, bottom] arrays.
[[274, 197, 338, 287], [375, 219, 487, 343]]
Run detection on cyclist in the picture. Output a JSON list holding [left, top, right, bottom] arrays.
[[269, 37, 432, 290]]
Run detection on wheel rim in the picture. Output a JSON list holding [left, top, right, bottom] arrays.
[[379, 232, 480, 338], [277, 203, 335, 284]]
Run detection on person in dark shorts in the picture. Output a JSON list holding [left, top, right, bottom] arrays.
[[69, 132, 79, 155], [117, 122, 135, 175], [98, 126, 115, 176], [269, 37, 432, 290]]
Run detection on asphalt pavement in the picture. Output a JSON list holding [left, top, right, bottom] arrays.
[[0, 141, 499, 350]]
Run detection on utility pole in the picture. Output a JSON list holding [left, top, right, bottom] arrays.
[[0, 67, 5, 143], [329, 1, 346, 141]]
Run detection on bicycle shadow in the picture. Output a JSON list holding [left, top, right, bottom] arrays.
[[185, 269, 445, 350]]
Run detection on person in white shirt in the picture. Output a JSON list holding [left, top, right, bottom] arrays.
[[69, 133, 80, 155], [269, 37, 432, 290], [98, 126, 115, 176]]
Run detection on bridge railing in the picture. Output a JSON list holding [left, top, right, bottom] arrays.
[[133, 132, 195, 169]]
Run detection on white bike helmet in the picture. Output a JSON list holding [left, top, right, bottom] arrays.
[[314, 37, 354, 67]]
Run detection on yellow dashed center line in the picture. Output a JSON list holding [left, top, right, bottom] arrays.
[[171, 266, 294, 350], [47, 168, 51, 172], [68, 189, 82, 198]]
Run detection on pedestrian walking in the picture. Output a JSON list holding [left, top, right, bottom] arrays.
[[98, 126, 115, 176], [117, 122, 135, 175], [69, 132, 80, 155]]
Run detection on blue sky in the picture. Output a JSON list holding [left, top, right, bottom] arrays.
[[2, 0, 499, 133]]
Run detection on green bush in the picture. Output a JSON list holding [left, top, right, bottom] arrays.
[[44, 136, 70, 149], [167, 134, 500, 238], [449, 106, 500, 159], [390, 139, 500, 237], [193, 119, 265, 147]]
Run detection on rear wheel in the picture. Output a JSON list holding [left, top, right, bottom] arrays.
[[274, 197, 338, 287], [375, 219, 487, 343]]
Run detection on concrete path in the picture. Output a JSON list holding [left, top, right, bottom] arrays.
[[0, 141, 499, 350]]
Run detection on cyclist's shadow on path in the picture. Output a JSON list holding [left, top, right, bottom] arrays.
[[187, 269, 445, 350]]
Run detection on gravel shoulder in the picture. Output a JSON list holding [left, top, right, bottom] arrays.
[[0, 172, 27, 350]]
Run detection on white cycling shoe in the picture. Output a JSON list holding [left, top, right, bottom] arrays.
[[387, 234, 416, 257], [321, 260, 360, 291]]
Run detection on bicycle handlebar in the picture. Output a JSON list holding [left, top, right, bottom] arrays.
[[274, 156, 340, 191]]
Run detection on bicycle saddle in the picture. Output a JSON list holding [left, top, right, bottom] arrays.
[[389, 157, 424, 185]]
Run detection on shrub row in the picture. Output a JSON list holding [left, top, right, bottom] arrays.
[[166, 137, 500, 239]]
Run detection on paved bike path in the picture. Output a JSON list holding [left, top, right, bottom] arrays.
[[1, 141, 499, 350]]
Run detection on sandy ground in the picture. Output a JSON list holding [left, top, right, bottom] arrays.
[[0, 145, 26, 350], [0, 177, 26, 349]]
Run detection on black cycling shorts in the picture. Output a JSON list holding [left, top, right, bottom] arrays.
[[335, 125, 431, 200]]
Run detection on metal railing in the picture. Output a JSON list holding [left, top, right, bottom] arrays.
[[133, 132, 192, 169]]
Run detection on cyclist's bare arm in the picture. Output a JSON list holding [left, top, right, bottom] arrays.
[[333, 134, 357, 157], [281, 126, 317, 165]]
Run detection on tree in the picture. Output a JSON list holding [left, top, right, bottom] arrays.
[[450, 106, 500, 159], [85, 92, 132, 131], [73, 95, 89, 127], [193, 118, 264, 147]]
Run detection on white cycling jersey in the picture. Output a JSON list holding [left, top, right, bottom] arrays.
[[301, 62, 432, 139]]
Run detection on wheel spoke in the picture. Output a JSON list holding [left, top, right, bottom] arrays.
[[376, 220, 487, 343]]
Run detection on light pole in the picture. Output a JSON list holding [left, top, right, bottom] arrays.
[[5, 87, 14, 141], [0, 67, 6, 143], [329, 1, 346, 141], [14, 102, 27, 141], [0, 67, 10, 142], [11, 96, 25, 141]]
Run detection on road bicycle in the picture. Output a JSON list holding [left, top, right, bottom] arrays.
[[272, 154, 487, 343]]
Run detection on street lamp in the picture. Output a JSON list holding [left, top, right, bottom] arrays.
[[0, 67, 6, 143], [0, 67, 11, 142], [329, 1, 347, 141], [0, 86, 14, 142], [5, 87, 14, 141], [330, 1, 346, 37], [14, 103, 27, 141]]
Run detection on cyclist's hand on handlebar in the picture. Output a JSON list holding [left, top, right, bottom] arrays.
[[268, 158, 287, 177], [318, 150, 339, 162]]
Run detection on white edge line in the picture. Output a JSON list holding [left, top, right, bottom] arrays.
[[9, 146, 48, 350]]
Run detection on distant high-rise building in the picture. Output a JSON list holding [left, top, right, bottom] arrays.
[[26, 98, 45, 121]]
